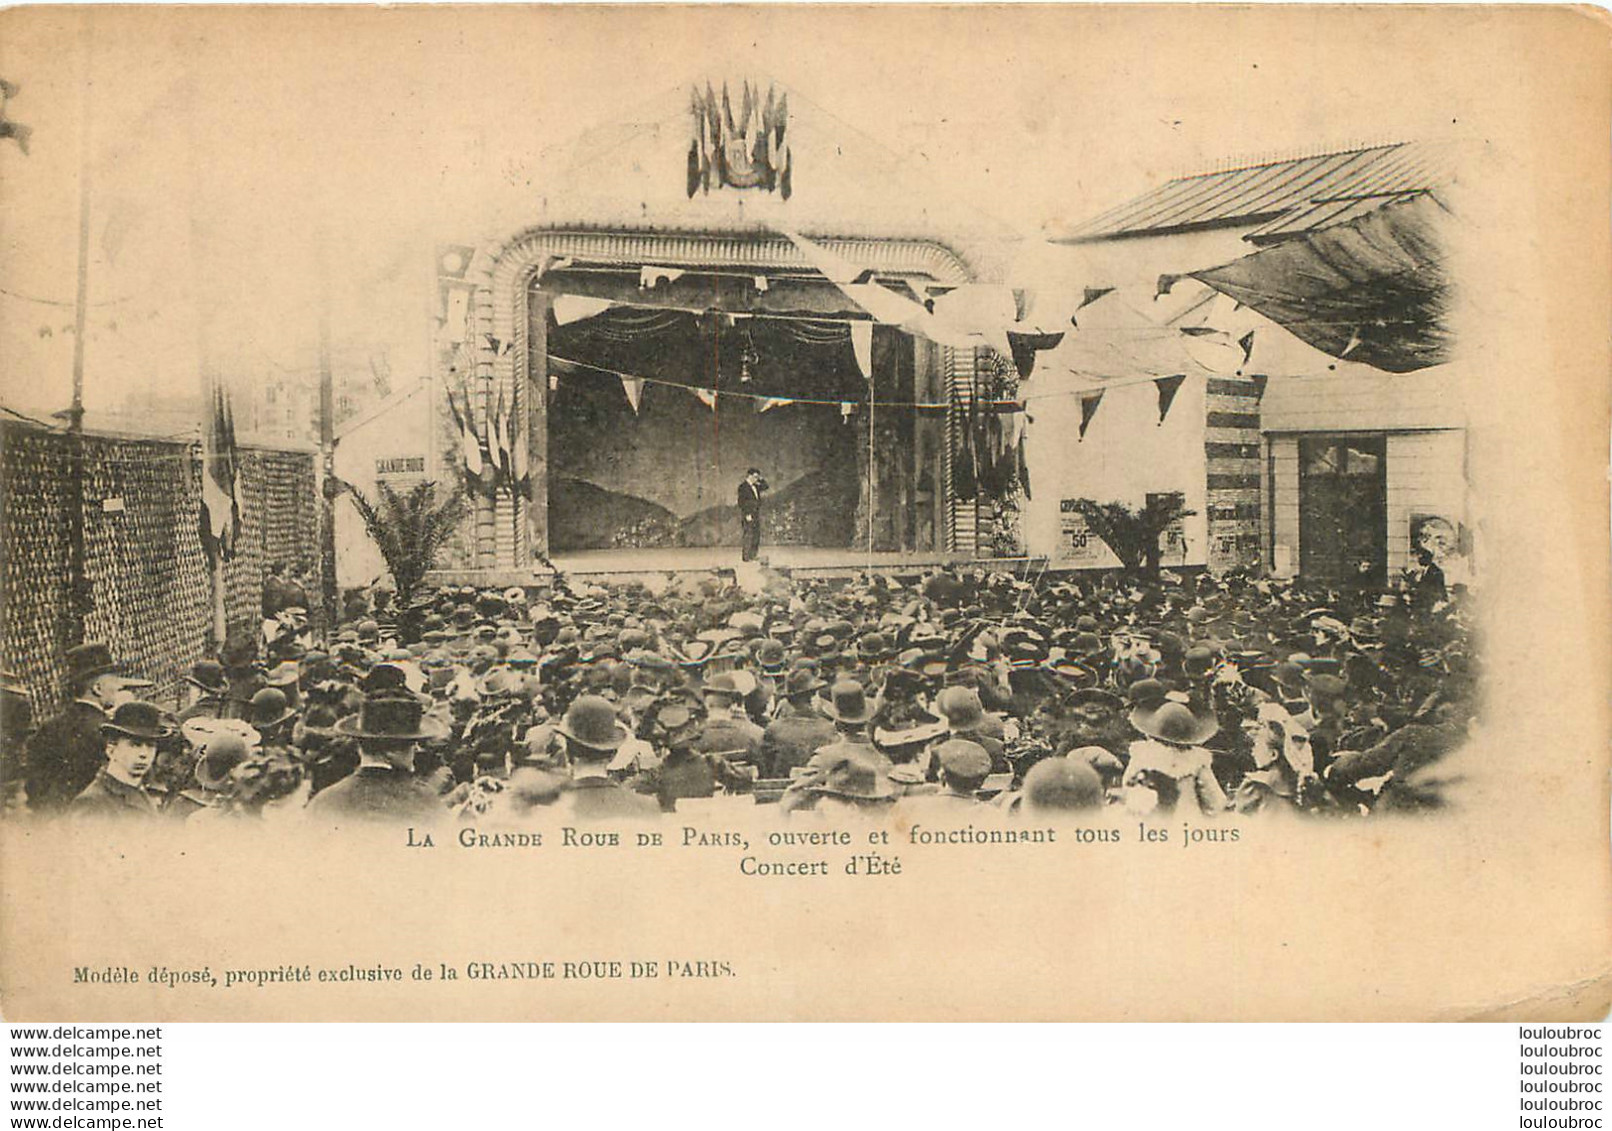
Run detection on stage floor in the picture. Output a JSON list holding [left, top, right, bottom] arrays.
[[549, 546, 1046, 578]]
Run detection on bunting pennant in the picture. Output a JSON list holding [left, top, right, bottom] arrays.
[[548, 373, 560, 392], [1238, 330, 1257, 371], [1005, 330, 1065, 379], [1250, 374, 1270, 401], [200, 383, 244, 562], [552, 295, 615, 325], [840, 402, 855, 422], [1078, 390, 1104, 441], [1154, 375, 1187, 425], [1340, 326, 1364, 358], [1155, 274, 1182, 300], [693, 387, 717, 411], [1079, 286, 1115, 310], [850, 320, 874, 380], [620, 376, 644, 414], [756, 397, 795, 413]]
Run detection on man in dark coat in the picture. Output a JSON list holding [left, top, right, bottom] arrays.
[[68, 700, 172, 820], [306, 693, 448, 823], [737, 468, 768, 562], [25, 643, 148, 813], [551, 695, 659, 820], [759, 669, 835, 778]]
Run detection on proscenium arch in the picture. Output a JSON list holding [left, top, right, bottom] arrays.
[[463, 226, 978, 565]]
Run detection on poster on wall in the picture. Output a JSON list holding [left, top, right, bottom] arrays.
[[1410, 512, 1475, 588], [1147, 491, 1189, 567], [1058, 499, 1115, 566]]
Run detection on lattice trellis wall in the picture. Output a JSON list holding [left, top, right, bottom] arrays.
[[1, 421, 319, 720]]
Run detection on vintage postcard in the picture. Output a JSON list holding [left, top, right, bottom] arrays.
[[0, 4, 1607, 1021]]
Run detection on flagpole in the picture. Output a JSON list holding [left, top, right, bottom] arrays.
[[62, 12, 94, 649], [317, 233, 338, 639], [207, 384, 227, 651]]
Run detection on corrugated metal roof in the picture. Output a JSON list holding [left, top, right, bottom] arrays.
[[1057, 140, 1457, 243]]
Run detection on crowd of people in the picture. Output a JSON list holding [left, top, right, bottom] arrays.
[[0, 556, 1476, 827]]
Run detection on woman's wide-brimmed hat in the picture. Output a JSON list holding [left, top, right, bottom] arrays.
[[808, 753, 897, 801], [334, 694, 448, 742], [1128, 701, 1219, 747]]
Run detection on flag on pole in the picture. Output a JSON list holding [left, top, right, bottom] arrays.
[[487, 388, 506, 475], [200, 383, 243, 562]]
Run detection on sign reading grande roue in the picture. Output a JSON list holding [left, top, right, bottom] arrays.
[[376, 456, 426, 476]]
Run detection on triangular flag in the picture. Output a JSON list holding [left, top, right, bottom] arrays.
[[840, 402, 855, 422], [1154, 375, 1187, 425], [1006, 330, 1065, 379], [1155, 274, 1181, 300], [756, 397, 794, 413], [1078, 391, 1104, 440], [552, 295, 615, 325], [1340, 326, 1364, 357], [620, 376, 644, 414], [850, 320, 874, 380], [1250, 374, 1269, 401], [1237, 330, 1257, 369], [693, 387, 717, 410], [1079, 286, 1114, 310]]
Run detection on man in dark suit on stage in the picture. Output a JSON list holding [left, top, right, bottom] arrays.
[[737, 468, 768, 562]]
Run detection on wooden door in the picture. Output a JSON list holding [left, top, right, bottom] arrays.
[[1298, 435, 1387, 587]]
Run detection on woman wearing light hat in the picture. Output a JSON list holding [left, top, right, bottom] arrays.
[[1121, 696, 1228, 817]]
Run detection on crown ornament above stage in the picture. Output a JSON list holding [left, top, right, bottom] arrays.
[[688, 80, 792, 201]]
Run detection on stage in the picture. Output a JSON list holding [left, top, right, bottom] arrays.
[[427, 548, 1052, 589]]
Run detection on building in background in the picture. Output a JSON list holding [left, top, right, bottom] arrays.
[[1025, 140, 1472, 585], [330, 380, 436, 588]]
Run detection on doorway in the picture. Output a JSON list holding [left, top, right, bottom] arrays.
[[1298, 434, 1387, 587]]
